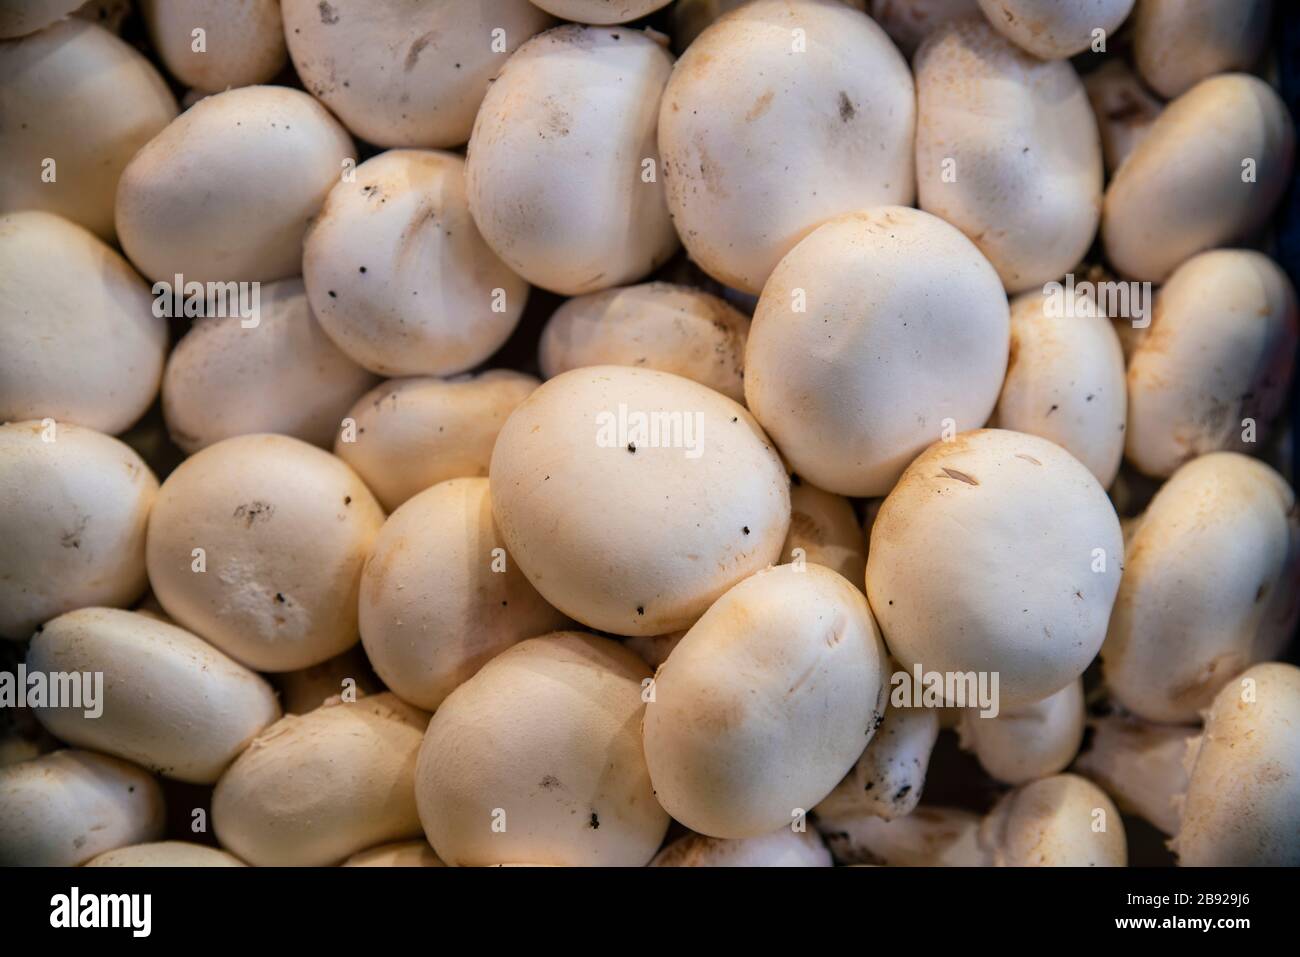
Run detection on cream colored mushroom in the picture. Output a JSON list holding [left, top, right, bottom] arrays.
[[1102, 453, 1298, 724], [816, 806, 989, 866], [85, 842, 247, 867], [915, 18, 1102, 293], [1083, 58, 1165, 175], [539, 282, 749, 402], [334, 371, 538, 512], [1125, 250, 1297, 478], [658, 0, 915, 293], [1074, 711, 1194, 837], [212, 693, 427, 867], [116, 85, 354, 284], [0, 18, 176, 240], [651, 829, 833, 867], [343, 841, 445, 868], [162, 278, 378, 454], [867, 0, 977, 57], [415, 632, 669, 866], [1132, 0, 1274, 99], [27, 608, 281, 784], [270, 646, 381, 716], [489, 366, 790, 635], [745, 207, 1010, 497], [304, 149, 529, 377], [1102, 73, 1295, 283], [359, 478, 569, 711], [780, 478, 868, 590], [529, 0, 671, 24], [866, 429, 1123, 709], [0, 421, 157, 640], [976, 0, 1135, 60], [144, 433, 385, 671], [141, 0, 286, 92], [0, 211, 167, 435], [979, 774, 1127, 866], [643, 564, 889, 838], [0, 750, 165, 866], [992, 285, 1127, 488], [467, 25, 677, 295], [957, 679, 1085, 786]]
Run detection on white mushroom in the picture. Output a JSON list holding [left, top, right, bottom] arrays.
[[816, 806, 989, 866], [270, 646, 381, 716], [140, 0, 287, 92], [528, 0, 671, 24], [466, 25, 678, 295], [343, 841, 445, 868], [0, 421, 157, 640], [975, 0, 1135, 60], [304, 149, 529, 377], [1102, 73, 1295, 283], [415, 632, 669, 867], [658, 0, 915, 293], [1132, 0, 1274, 99], [1102, 453, 1298, 724], [85, 842, 247, 867], [866, 429, 1123, 708], [0, 211, 168, 435], [979, 773, 1127, 866], [651, 829, 833, 867], [1074, 711, 1194, 837], [0, 18, 177, 240], [866, 0, 977, 57], [780, 477, 868, 590], [1083, 58, 1165, 175], [957, 678, 1086, 786], [745, 208, 1010, 497]]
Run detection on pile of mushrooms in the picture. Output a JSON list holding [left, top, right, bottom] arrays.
[[1, 0, 1298, 870]]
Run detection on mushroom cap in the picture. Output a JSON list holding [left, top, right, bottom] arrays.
[[144, 433, 385, 672], [914, 17, 1102, 293], [415, 632, 668, 866], [650, 828, 832, 867], [976, 0, 1135, 60], [816, 806, 988, 867], [980, 773, 1127, 866], [85, 841, 247, 867], [1083, 58, 1164, 175], [1133, 0, 1274, 99], [539, 282, 750, 403], [305, 149, 529, 377], [780, 479, 868, 591], [993, 285, 1127, 488], [0, 19, 176, 241], [1102, 453, 1298, 723], [212, 693, 427, 867], [334, 370, 538, 512], [745, 207, 1010, 497], [1102, 73, 1295, 283], [658, 0, 915, 293], [162, 277, 378, 454], [115, 85, 354, 284], [1125, 249, 1298, 478], [27, 608, 281, 784], [866, 429, 1123, 708], [0, 211, 167, 435], [0, 420, 157, 640], [489, 365, 790, 636], [140, 0, 286, 92], [466, 25, 678, 295], [866, 0, 976, 57], [359, 478, 569, 711], [958, 678, 1085, 786], [643, 564, 888, 838], [529, 0, 672, 24], [343, 840, 445, 868], [0, 750, 165, 867], [1176, 662, 1300, 866]]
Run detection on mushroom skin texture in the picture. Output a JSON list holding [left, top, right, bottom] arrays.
[[305, 149, 529, 377], [415, 632, 669, 867], [658, 0, 915, 294], [914, 18, 1103, 294], [213, 693, 427, 867], [643, 564, 889, 839], [1125, 250, 1298, 478], [144, 433, 386, 672], [1074, 712, 1194, 837], [343, 841, 445, 868], [85, 841, 247, 867], [992, 286, 1127, 488], [957, 679, 1085, 786], [334, 371, 539, 512], [780, 478, 868, 591], [1102, 74, 1295, 284], [745, 208, 1010, 497], [975, 0, 1135, 60], [162, 278, 378, 454], [867, 0, 977, 57], [141, 0, 286, 92], [1083, 58, 1165, 176], [866, 429, 1123, 709], [0, 0, 83, 37], [467, 25, 677, 295], [270, 646, 382, 716], [489, 366, 790, 636], [1133, 0, 1274, 100], [359, 478, 570, 711], [651, 829, 833, 867], [26, 608, 281, 784], [0, 750, 165, 867], [1102, 453, 1299, 724], [0, 211, 168, 435], [282, 0, 553, 148], [0, 18, 177, 240], [0, 421, 158, 640], [979, 773, 1127, 866], [1174, 663, 1300, 866], [115, 85, 354, 285], [539, 282, 749, 403], [528, 0, 671, 24], [816, 806, 989, 867]]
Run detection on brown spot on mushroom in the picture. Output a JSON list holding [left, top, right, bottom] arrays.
[[405, 32, 435, 71], [940, 468, 979, 486], [233, 501, 275, 527], [746, 90, 774, 122], [317, 1, 339, 25], [838, 91, 856, 122], [1016, 454, 1042, 466]]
